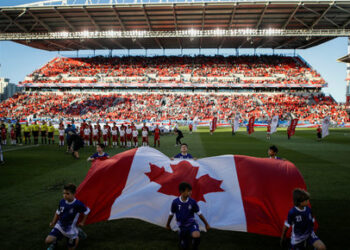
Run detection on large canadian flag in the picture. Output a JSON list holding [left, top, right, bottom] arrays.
[[76, 147, 306, 237]]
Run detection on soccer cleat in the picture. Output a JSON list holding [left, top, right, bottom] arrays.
[[47, 242, 57, 250], [78, 227, 87, 240]]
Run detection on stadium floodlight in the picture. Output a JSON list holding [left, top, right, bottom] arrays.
[[82, 30, 90, 38], [213, 29, 225, 37], [187, 29, 199, 37]]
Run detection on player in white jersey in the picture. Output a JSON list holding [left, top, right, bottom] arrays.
[[141, 128, 149, 146], [92, 126, 99, 146], [132, 129, 138, 148], [119, 126, 126, 148], [58, 126, 65, 147], [102, 127, 109, 147], [83, 127, 91, 146], [126, 126, 132, 148]]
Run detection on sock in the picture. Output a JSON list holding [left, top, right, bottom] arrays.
[[192, 237, 200, 250]]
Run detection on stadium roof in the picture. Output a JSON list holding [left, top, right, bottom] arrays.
[[1, 0, 350, 51], [337, 53, 350, 63]]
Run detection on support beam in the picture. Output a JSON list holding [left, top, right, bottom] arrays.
[[112, 6, 144, 49], [282, 4, 300, 29], [109, 38, 126, 49], [256, 37, 272, 49], [0, 10, 28, 32], [83, 7, 100, 30], [302, 4, 339, 28], [310, 4, 333, 29], [219, 4, 237, 49], [54, 7, 75, 31], [294, 16, 310, 28], [342, 18, 350, 28], [27, 9, 52, 32], [142, 5, 163, 49], [172, 4, 182, 49], [274, 37, 298, 49], [47, 40, 72, 50], [255, 3, 269, 29], [297, 37, 325, 49]]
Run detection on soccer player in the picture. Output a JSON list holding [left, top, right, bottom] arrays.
[[266, 123, 271, 140], [87, 143, 110, 162], [102, 125, 109, 147], [154, 124, 161, 147], [174, 128, 184, 146], [15, 120, 22, 144], [188, 123, 193, 134], [24, 122, 31, 145], [48, 122, 55, 145], [41, 121, 48, 144], [280, 188, 326, 250], [84, 125, 91, 146], [268, 145, 282, 160], [45, 183, 90, 250], [209, 121, 213, 135], [111, 123, 119, 148], [119, 125, 126, 148], [10, 125, 16, 145], [132, 128, 139, 148], [172, 143, 194, 160], [58, 124, 65, 147], [1, 123, 7, 145], [92, 125, 99, 146], [141, 127, 149, 146], [126, 125, 132, 148], [316, 125, 322, 141], [166, 182, 210, 250], [32, 121, 40, 145]]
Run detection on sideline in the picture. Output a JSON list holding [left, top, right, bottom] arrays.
[[2, 144, 40, 152]]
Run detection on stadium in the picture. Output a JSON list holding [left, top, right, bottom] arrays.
[[0, 0, 350, 249]]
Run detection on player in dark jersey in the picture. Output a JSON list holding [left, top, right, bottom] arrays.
[[87, 143, 110, 162], [45, 183, 90, 250], [316, 125, 322, 141], [166, 182, 210, 250], [280, 188, 326, 250], [174, 128, 184, 146]]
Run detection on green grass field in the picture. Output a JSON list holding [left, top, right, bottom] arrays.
[[0, 127, 349, 250]]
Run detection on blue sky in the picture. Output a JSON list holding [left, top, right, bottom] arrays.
[[0, 0, 348, 102]]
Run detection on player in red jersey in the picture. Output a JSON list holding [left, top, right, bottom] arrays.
[[92, 125, 99, 146], [153, 124, 161, 147], [79, 122, 85, 138], [1, 124, 7, 145], [188, 123, 193, 134]]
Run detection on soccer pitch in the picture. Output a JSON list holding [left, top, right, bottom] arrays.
[[0, 127, 349, 249]]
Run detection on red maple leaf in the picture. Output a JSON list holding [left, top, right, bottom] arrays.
[[145, 161, 224, 202]]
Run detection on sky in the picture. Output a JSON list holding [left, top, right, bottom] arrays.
[[0, 0, 349, 102]]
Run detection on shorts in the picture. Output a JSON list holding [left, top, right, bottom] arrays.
[[49, 228, 77, 247], [133, 137, 138, 142], [59, 136, 64, 141], [292, 232, 319, 250], [142, 137, 148, 143], [317, 132, 321, 139], [84, 135, 90, 140], [41, 131, 46, 137], [179, 222, 200, 236], [103, 135, 108, 141], [24, 132, 30, 138], [48, 132, 54, 139], [112, 135, 118, 141], [33, 131, 39, 137]]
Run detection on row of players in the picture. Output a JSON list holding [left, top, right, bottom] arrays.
[[0, 120, 177, 147]]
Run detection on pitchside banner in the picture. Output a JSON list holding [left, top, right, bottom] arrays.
[[212, 117, 218, 132], [288, 119, 299, 137], [322, 116, 330, 138], [270, 115, 279, 134], [76, 147, 307, 237], [248, 116, 255, 134]]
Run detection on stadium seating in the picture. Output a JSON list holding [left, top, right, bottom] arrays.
[[1, 92, 348, 124], [19, 55, 325, 88]]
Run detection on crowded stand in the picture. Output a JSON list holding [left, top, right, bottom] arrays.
[[19, 55, 326, 88], [0, 92, 348, 124]]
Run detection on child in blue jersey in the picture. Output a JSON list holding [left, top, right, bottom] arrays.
[[171, 143, 196, 160], [280, 188, 326, 250], [268, 145, 282, 160], [166, 182, 210, 250], [87, 143, 110, 162], [45, 184, 90, 250]]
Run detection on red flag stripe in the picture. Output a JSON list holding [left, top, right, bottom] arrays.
[[76, 148, 137, 224], [234, 155, 307, 237]]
